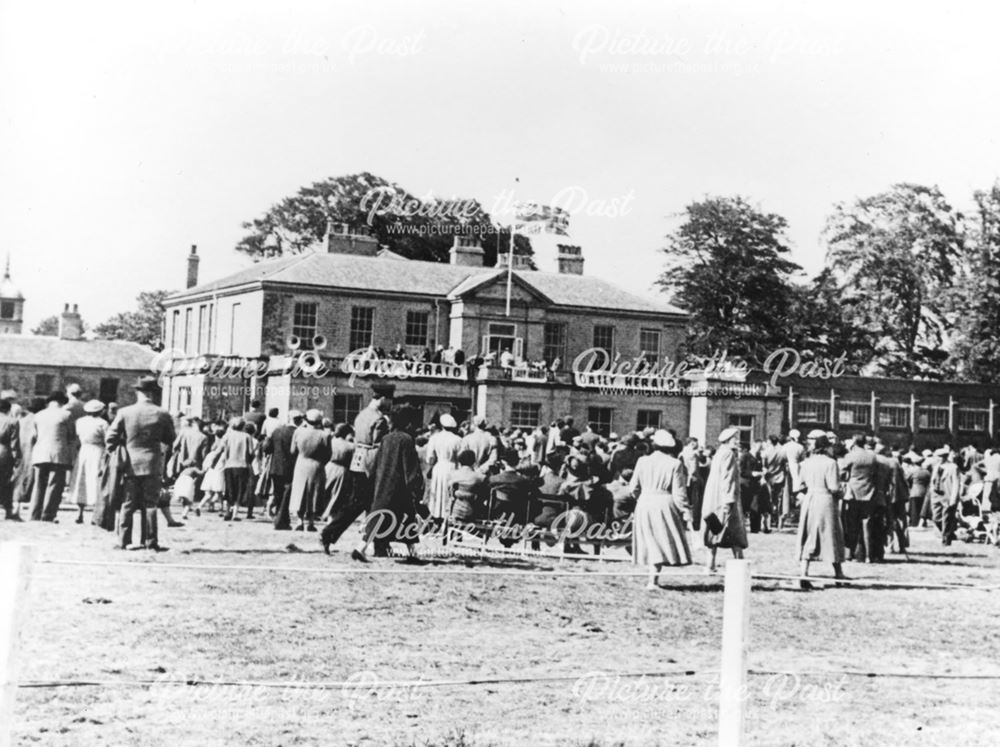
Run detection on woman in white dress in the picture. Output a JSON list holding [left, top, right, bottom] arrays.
[[426, 414, 463, 520], [628, 429, 692, 589], [72, 400, 108, 524]]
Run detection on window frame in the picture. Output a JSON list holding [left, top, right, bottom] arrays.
[[636, 409, 661, 431], [510, 402, 542, 429], [349, 307, 375, 352], [542, 322, 567, 368], [878, 404, 910, 429], [586, 406, 614, 437], [292, 302, 319, 346], [404, 310, 430, 348], [639, 328, 661, 368], [593, 324, 614, 356]]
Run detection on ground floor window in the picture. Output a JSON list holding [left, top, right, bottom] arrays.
[[99, 377, 119, 404], [34, 373, 54, 396], [510, 402, 541, 429], [838, 402, 869, 427], [587, 406, 614, 437], [918, 406, 949, 431], [957, 409, 988, 432], [333, 393, 363, 426], [728, 414, 754, 448], [796, 399, 830, 425], [636, 409, 660, 431], [878, 404, 910, 429]]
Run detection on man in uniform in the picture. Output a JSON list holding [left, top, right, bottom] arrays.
[[321, 387, 392, 555]]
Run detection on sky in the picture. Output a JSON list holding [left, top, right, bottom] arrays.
[[2, 0, 999, 330]]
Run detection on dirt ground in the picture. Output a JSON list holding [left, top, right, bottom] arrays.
[[2, 504, 999, 747]]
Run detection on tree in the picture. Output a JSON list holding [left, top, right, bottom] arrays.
[[823, 183, 964, 378], [949, 182, 1000, 382], [236, 172, 532, 266], [93, 290, 173, 348], [31, 315, 60, 336], [657, 196, 803, 358]]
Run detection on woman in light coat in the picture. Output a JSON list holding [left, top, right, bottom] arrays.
[[795, 431, 847, 588], [426, 414, 463, 520], [701, 427, 748, 573], [289, 409, 332, 532], [628, 429, 692, 589], [72, 400, 108, 523]]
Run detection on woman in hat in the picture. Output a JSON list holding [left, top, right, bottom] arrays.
[[795, 431, 847, 588], [628, 429, 693, 588], [425, 413, 463, 520], [71, 399, 108, 524], [322, 423, 354, 521], [289, 409, 332, 532], [701, 427, 748, 573]]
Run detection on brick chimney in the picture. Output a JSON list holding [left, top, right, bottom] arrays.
[[449, 236, 485, 267], [556, 244, 584, 275], [327, 223, 379, 256], [496, 252, 533, 271], [186, 245, 200, 288], [59, 303, 83, 341]]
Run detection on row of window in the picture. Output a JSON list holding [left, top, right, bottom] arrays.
[[796, 399, 991, 432], [292, 303, 664, 363], [508, 402, 665, 435], [30, 375, 119, 402], [170, 303, 215, 354]]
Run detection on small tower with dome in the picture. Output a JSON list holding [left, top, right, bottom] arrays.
[[0, 255, 25, 335]]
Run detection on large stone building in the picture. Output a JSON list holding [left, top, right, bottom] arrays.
[[159, 231, 1000, 449], [0, 259, 153, 407]]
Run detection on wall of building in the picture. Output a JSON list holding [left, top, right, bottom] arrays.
[[0, 364, 141, 407], [165, 290, 265, 358]]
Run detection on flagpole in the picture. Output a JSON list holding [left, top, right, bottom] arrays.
[[505, 222, 515, 317]]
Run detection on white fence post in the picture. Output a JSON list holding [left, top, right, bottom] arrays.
[[718, 559, 750, 747], [0, 543, 37, 747]]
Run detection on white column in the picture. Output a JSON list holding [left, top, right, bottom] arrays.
[[0, 543, 36, 747], [718, 559, 751, 747]]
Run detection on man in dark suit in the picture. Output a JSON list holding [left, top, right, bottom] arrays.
[[840, 434, 880, 562], [30, 391, 75, 521], [264, 409, 303, 530], [106, 376, 176, 550]]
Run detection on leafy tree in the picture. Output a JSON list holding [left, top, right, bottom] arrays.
[[31, 315, 60, 336], [824, 183, 964, 378], [657, 196, 803, 358], [93, 290, 172, 348], [236, 172, 532, 266], [949, 182, 1000, 382]]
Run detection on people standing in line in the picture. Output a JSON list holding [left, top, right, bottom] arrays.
[[0, 397, 21, 521], [289, 409, 332, 532], [263, 409, 303, 530], [321, 389, 391, 554], [29, 391, 75, 522], [105, 376, 176, 550], [71, 400, 108, 524], [220, 417, 256, 521], [426, 414, 462, 520], [701, 427, 748, 574], [352, 406, 426, 564], [795, 431, 847, 588], [628, 429, 692, 589]]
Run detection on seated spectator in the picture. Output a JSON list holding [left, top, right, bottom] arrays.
[[449, 449, 488, 522]]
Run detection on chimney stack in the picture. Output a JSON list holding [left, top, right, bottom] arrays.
[[327, 223, 379, 256], [556, 244, 584, 275], [186, 245, 200, 289], [59, 302, 83, 341], [449, 236, 485, 267], [496, 252, 533, 271]]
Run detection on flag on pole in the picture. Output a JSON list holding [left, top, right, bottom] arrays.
[[513, 202, 571, 236]]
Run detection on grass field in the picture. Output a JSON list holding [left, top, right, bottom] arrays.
[[2, 507, 999, 747]]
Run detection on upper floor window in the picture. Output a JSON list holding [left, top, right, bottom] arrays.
[[543, 322, 566, 368], [639, 328, 661, 368], [405, 311, 429, 347], [350, 307, 375, 351], [293, 302, 319, 347], [593, 325, 614, 357]]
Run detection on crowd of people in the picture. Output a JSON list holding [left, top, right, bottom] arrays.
[[1, 383, 998, 585]]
